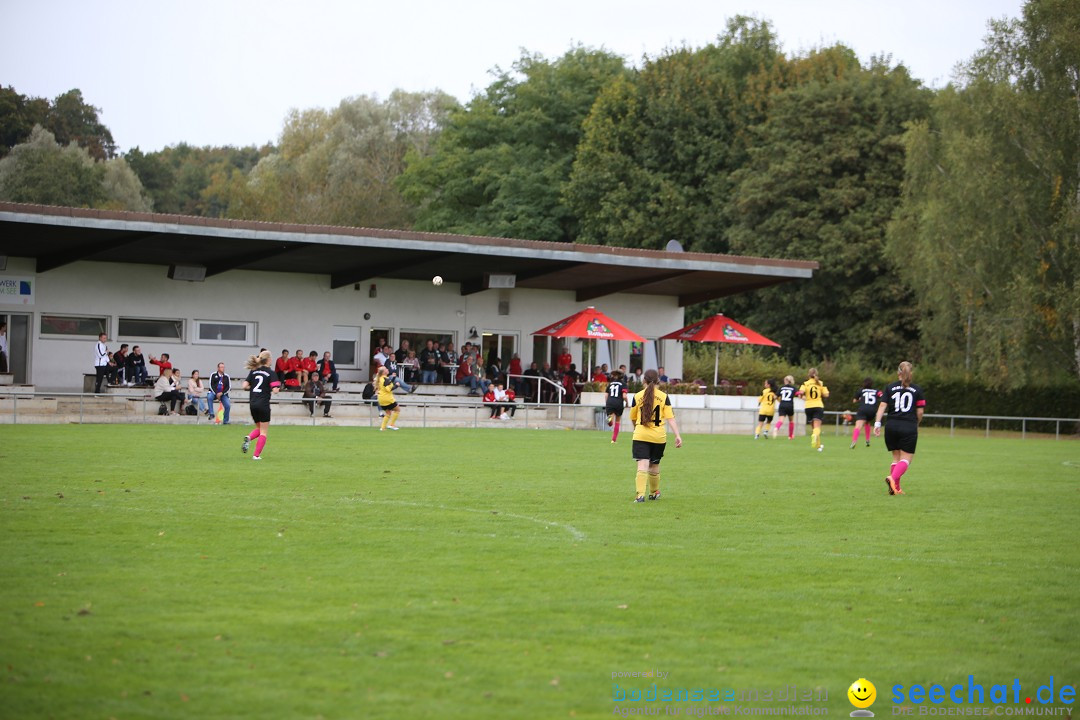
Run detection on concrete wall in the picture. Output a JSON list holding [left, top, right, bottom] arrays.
[[0, 257, 685, 390]]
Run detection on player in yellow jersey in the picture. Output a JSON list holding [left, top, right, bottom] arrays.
[[754, 379, 778, 439], [797, 367, 829, 452], [375, 367, 401, 431], [628, 369, 683, 502]]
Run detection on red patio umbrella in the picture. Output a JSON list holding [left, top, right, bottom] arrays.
[[660, 313, 780, 385], [533, 306, 644, 380]]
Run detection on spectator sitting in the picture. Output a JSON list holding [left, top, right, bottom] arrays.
[[592, 366, 607, 383], [291, 349, 308, 387], [419, 339, 440, 384], [373, 344, 389, 370], [402, 350, 420, 384], [188, 369, 209, 417], [658, 366, 669, 383], [502, 385, 517, 418], [383, 346, 415, 393], [562, 363, 581, 404], [303, 351, 319, 384], [302, 371, 333, 418], [487, 358, 504, 387], [523, 361, 541, 402], [317, 351, 339, 392], [149, 352, 172, 378], [154, 367, 184, 414], [125, 345, 149, 386], [455, 353, 481, 395], [484, 383, 513, 420], [557, 346, 572, 374], [274, 349, 292, 384], [111, 343, 129, 385], [540, 362, 560, 403]]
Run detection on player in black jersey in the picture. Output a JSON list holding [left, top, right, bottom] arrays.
[[773, 375, 797, 440], [605, 371, 629, 443], [850, 378, 880, 449], [241, 350, 281, 460], [874, 361, 926, 495]]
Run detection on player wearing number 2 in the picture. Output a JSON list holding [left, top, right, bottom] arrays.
[[797, 368, 830, 452], [242, 350, 281, 460], [628, 369, 683, 502], [874, 361, 926, 495]]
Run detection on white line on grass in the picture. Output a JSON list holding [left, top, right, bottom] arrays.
[[349, 497, 586, 542]]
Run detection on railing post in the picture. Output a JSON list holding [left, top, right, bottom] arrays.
[[1022, 418, 1026, 439], [986, 418, 990, 438]]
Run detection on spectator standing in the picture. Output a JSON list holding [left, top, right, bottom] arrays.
[[188, 370, 209, 416], [92, 332, 110, 393], [442, 342, 459, 384], [419, 340, 440, 384], [302, 372, 333, 418], [209, 362, 232, 425], [507, 353, 523, 395], [394, 339, 410, 364], [372, 344, 389, 370], [318, 351, 339, 391], [0, 321, 7, 373], [523, 361, 542, 402], [557, 346, 572, 374]]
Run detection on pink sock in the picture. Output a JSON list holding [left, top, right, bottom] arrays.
[[612, 421, 620, 442], [852, 427, 860, 444], [247, 428, 260, 441], [774, 420, 782, 431], [788, 423, 794, 440], [890, 459, 909, 482], [255, 435, 267, 456], [865, 425, 871, 441]]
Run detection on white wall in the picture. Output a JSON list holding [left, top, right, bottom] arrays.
[[1, 258, 685, 390]]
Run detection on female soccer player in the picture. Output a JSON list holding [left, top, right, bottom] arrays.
[[376, 366, 401, 431], [628, 369, 683, 502], [605, 370, 629, 444], [774, 375, 797, 440], [798, 368, 830, 452], [851, 377, 880, 449], [874, 361, 926, 495], [242, 350, 280, 460], [754, 379, 778, 439]]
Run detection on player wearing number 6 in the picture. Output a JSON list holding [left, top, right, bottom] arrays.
[[628, 369, 683, 503], [241, 350, 281, 460], [797, 368, 830, 452], [874, 361, 926, 495]]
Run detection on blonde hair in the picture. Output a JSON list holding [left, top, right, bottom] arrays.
[[245, 350, 272, 370], [807, 367, 821, 385], [783, 375, 794, 385], [898, 361, 913, 388]]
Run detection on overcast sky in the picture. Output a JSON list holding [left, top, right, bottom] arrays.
[[4, 0, 1024, 153]]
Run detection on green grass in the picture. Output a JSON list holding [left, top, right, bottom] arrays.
[[1, 425, 1077, 719]]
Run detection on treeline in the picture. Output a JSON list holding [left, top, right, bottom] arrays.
[[1, 2, 1076, 387]]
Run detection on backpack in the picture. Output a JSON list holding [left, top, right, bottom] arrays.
[[185, 404, 197, 416], [362, 382, 375, 400], [157, 403, 168, 416]]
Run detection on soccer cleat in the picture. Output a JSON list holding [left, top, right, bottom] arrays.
[[241, 436, 250, 454], [387, 425, 400, 431], [850, 441, 857, 449], [607, 414, 614, 427], [611, 440, 617, 444], [252, 455, 261, 461], [754, 434, 759, 440], [763, 432, 769, 439], [648, 491, 661, 501], [866, 441, 871, 447], [633, 495, 645, 503], [885, 476, 897, 495], [817, 444, 824, 452]]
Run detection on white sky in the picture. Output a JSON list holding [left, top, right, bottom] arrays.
[[3, 0, 1024, 153]]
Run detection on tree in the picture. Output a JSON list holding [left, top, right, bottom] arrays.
[[47, 89, 116, 160], [399, 47, 628, 241], [0, 86, 49, 158], [886, 0, 1080, 385]]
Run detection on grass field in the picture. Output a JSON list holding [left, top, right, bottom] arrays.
[[1, 425, 1077, 719]]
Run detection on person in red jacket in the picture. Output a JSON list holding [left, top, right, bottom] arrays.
[[288, 349, 306, 388], [274, 349, 292, 385], [149, 352, 172, 378], [302, 351, 319, 382]]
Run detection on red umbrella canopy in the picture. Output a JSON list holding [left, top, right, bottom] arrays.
[[532, 306, 645, 342], [660, 314, 780, 347]]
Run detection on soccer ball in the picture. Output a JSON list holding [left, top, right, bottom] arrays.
[[432, 276, 443, 286]]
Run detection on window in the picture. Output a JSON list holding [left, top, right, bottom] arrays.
[[119, 317, 183, 340], [193, 320, 256, 346], [332, 339, 356, 367], [40, 314, 107, 337]]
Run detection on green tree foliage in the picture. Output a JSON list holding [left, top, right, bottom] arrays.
[[0, 86, 114, 160], [887, 0, 1080, 385], [566, 17, 784, 250], [0, 126, 149, 210], [721, 51, 932, 364], [126, 143, 269, 216], [229, 90, 457, 227], [0, 86, 49, 158], [399, 47, 628, 241]]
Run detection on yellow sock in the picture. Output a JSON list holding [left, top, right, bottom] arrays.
[[635, 471, 647, 497], [381, 413, 389, 430], [390, 410, 400, 426], [648, 472, 660, 494], [812, 428, 820, 447]]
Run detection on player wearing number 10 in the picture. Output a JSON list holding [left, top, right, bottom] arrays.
[[241, 350, 281, 460], [874, 361, 926, 495], [628, 369, 683, 503], [797, 368, 830, 452]]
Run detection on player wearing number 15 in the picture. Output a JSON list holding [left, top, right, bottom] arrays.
[[628, 369, 683, 503], [241, 350, 281, 460], [874, 361, 926, 495], [797, 368, 830, 452]]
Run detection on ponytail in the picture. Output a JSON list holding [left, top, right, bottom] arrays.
[[245, 349, 271, 370], [898, 361, 913, 389], [640, 369, 659, 426]]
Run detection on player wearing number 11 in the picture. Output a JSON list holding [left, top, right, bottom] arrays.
[[628, 369, 683, 503]]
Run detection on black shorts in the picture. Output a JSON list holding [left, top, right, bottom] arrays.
[[777, 403, 794, 418], [605, 400, 625, 416], [250, 403, 271, 423], [884, 423, 918, 453], [805, 407, 824, 423], [380, 402, 398, 412], [757, 413, 774, 423], [632, 440, 666, 464], [855, 408, 876, 423]]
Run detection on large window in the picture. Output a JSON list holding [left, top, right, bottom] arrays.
[[193, 320, 256, 346], [119, 317, 183, 340], [40, 314, 107, 337]]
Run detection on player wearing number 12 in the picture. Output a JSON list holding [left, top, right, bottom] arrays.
[[797, 368, 830, 452], [874, 361, 926, 495], [628, 369, 683, 502], [241, 350, 281, 460]]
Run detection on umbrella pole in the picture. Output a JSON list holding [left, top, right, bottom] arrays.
[[713, 345, 719, 386]]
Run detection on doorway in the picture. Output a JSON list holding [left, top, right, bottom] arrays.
[[481, 332, 517, 374], [1, 312, 30, 384]]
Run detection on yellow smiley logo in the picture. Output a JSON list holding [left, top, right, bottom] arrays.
[[848, 678, 877, 709]]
